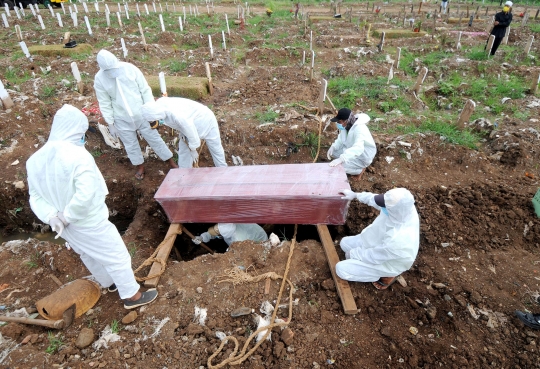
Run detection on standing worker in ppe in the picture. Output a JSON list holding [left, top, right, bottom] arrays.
[[327, 108, 377, 179], [192, 223, 268, 250], [94, 49, 178, 180], [488, 1, 513, 56], [141, 97, 227, 168], [337, 188, 420, 290], [26, 105, 158, 309]]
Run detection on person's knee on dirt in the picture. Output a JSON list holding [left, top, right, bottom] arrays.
[[488, 1, 513, 56], [337, 188, 420, 290], [141, 97, 227, 169], [192, 223, 268, 249], [93, 49, 176, 181], [26, 105, 158, 310], [327, 108, 377, 178]]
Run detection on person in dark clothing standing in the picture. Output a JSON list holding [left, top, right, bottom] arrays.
[[489, 1, 513, 56]]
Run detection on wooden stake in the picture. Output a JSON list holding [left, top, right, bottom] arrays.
[[318, 78, 327, 115], [143, 223, 182, 288], [15, 25, 22, 41], [457, 99, 476, 129], [395, 47, 401, 69], [316, 225, 358, 315], [63, 31, 70, 44], [530, 69, 540, 95], [413, 67, 428, 95], [264, 278, 271, 294], [525, 35, 534, 55], [138, 22, 148, 51], [486, 34, 495, 55], [503, 25, 510, 45], [205, 62, 213, 95], [310, 50, 315, 82]]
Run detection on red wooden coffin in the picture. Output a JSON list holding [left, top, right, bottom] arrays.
[[154, 163, 351, 224]]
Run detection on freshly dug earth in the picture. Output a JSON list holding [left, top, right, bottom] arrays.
[[1, 2, 540, 369]]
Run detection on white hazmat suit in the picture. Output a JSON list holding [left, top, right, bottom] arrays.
[[94, 49, 173, 166], [328, 113, 377, 175], [336, 188, 420, 282], [26, 105, 140, 299], [196, 223, 268, 247], [141, 97, 227, 168]]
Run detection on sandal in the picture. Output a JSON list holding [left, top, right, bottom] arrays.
[[372, 276, 399, 290], [134, 171, 145, 180], [515, 310, 540, 330]]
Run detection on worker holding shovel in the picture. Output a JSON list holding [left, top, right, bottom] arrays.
[[337, 188, 420, 290], [141, 97, 227, 168], [26, 105, 158, 309]]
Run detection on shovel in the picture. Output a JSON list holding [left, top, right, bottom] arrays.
[[0, 303, 75, 330]]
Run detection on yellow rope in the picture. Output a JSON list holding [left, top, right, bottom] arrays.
[[313, 114, 323, 163], [133, 232, 181, 282], [207, 225, 298, 368]]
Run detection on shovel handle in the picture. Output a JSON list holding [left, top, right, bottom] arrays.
[[0, 316, 64, 329]]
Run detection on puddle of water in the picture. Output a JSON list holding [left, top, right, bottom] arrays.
[[0, 231, 65, 245]]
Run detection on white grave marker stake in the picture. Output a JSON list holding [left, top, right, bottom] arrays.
[[35, 2, 40, 13], [152, 2, 156, 13], [183, 6, 186, 22], [82, 2, 88, 14], [84, 15, 92, 35], [121, 38, 128, 58], [117, 12, 123, 28], [159, 13, 165, 31], [158, 72, 167, 96], [178, 16, 183, 31], [525, 35, 534, 54], [136, 4, 140, 17], [310, 30, 313, 50], [310, 50, 315, 81], [38, 14, 45, 29], [105, 11, 110, 27], [94, 3, 99, 13], [208, 34, 213, 58], [48, 4, 54, 16], [71, 61, 84, 93], [14, 6, 21, 20], [105, 4, 110, 13], [4, 4, 10, 17], [396, 47, 401, 69], [19, 41, 32, 61], [302, 50, 305, 65], [0, 79, 14, 110], [18, 4, 24, 16], [15, 25, 22, 41], [222, 30, 226, 49], [71, 12, 77, 27], [159, 3, 162, 13], [29, 4, 36, 17], [1, 13, 8, 28], [225, 14, 230, 35], [138, 22, 148, 51], [144, 3, 149, 15], [73, 4, 78, 13], [124, 4, 129, 19], [117, 3, 121, 13], [56, 12, 63, 27], [195, 4, 199, 16], [60, 2, 66, 14], [189, 4, 192, 15]]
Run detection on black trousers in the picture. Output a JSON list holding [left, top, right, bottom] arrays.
[[490, 36, 504, 56]]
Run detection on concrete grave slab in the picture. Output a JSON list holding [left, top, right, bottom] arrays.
[[145, 75, 209, 100], [372, 29, 427, 38], [28, 44, 93, 57]]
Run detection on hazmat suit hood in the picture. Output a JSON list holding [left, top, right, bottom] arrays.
[[141, 101, 167, 122], [97, 50, 121, 78], [384, 188, 416, 225], [47, 104, 89, 146]]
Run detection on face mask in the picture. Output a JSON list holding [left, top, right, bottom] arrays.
[[503, 6, 510, 12], [336, 122, 346, 131], [159, 119, 164, 126], [381, 208, 389, 216], [80, 134, 86, 145]]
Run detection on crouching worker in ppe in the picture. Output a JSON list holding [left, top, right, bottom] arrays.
[[327, 108, 377, 179], [337, 188, 419, 290], [94, 49, 178, 180], [26, 105, 158, 310], [141, 97, 227, 168], [192, 223, 268, 250]]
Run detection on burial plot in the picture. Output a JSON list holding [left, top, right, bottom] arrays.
[[372, 29, 427, 38], [145, 75, 209, 100], [28, 44, 93, 57]]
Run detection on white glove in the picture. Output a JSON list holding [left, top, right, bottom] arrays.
[[190, 149, 199, 165], [200, 232, 211, 243], [108, 124, 120, 139], [329, 158, 343, 167], [192, 236, 202, 245], [356, 192, 372, 204], [327, 146, 334, 160], [57, 211, 69, 226], [340, 189, 356, 200], [49, 217, 65, 239]]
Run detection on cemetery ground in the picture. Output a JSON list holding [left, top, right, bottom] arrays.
[[1, 0, 540, 367]]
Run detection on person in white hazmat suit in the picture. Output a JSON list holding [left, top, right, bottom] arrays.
[[192, 223, 268, 249], [26, 105, 158, 309], [141, 97, 227, 168], [337, 188, 420, 290], [94, 49, 178, 180], [327, 108, 377, 177]]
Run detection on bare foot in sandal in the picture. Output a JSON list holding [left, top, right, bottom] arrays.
[[135, 165, 145, 180], [373, 276, 398, 290]]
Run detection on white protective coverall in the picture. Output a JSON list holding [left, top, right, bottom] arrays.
[[141, 97, 227, 168], [336, 188, 420, 282], [94, 50, 172, 166], [328, 113, 377, 175], [217, 223, 268, 247], [26, 105, 140, 299]]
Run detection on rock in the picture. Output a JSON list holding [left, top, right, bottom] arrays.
[[380, 327, 391, 337], [13, 181, 25, 189], [444, 294, 452, 301], [470, 290, 482, 305], [75, 328, 94, 349], [455, 295, 467, 307], [426, 306, 437, 320], [121, 311, 138, 325], [281, 328, 294, 346], [196, 287, 203, 294], [432, 283, 446, 289], [21, 335, 33, 344], [321, 279, 336, 291], [186, 323, 204, 335], [273, 341, 285, 358]]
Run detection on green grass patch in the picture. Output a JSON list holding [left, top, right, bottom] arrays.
[[395, 118, 480, 149], [40, 86, 57, 99], [255, 108, 279, 123], [167, 59, 188, 73], [422, 51, 452, 67], [5, 67, 32, 85], [467, 46, 489, 61], [45, 332, 64, 354], [399, 49, 416, 76]]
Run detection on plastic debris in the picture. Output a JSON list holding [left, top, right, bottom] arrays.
[[268, 233, 280, 246], [10, 160, 19, 166], [253, 314, 272, 342], [385, 156, 394, 164], [409, 327, 418, 335], [194, 306, 207, 326], [93, 325, 121, 350]]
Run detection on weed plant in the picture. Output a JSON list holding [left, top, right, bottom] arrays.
[[45, 332, 63, 354], [395, 118, 480, 149], [255, 108, 279, 123]]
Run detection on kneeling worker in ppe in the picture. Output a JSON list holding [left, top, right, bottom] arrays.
[[337, 188, 419, 290], [327, 108, 377, 178], [192, 223, 268, 249], [26, 105, 158, 309], [141, 97, 227, 168], [94, 49, 178, 180]]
